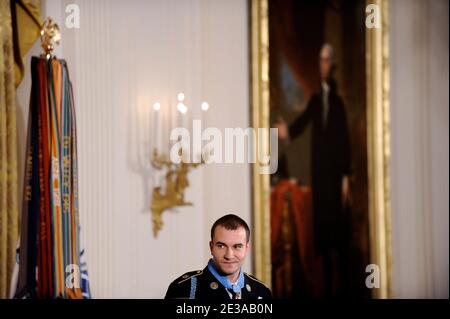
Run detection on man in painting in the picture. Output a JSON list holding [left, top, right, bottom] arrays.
[[275, 43, 352, 297]]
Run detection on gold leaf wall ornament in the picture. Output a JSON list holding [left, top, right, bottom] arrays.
[[150, 149, 204, 237]]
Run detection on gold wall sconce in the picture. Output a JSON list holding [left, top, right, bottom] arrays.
[[150, 93, 209, 237], [150, 149, 203, 237]]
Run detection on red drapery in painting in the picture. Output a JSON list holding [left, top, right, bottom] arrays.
[[271, 180, 324, 297]]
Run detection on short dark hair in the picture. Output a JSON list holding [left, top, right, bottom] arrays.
[[211, 214, 250, 243]]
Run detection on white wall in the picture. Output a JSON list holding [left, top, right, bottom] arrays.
[[390, 0, 449, 298], [16, 0, 449, 300], [16, 0, 250, 298]]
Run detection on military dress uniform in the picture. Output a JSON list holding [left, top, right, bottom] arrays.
[[165, 264, 272, 300]]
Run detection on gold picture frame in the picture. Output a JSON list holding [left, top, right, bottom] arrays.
[[250, 0, 392, 298]]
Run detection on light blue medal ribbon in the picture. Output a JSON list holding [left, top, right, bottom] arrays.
[[207, 258, 244, 298]]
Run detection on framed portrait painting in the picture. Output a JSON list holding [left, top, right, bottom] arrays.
[[251, 0, 391, 298]]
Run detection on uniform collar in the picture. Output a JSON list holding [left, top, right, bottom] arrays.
[[207, 258, 245, 295]]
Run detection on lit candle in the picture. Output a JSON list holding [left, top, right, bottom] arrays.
[[183, 104, 189, 129], [177, 92, 185, 129], [201, 101, 209, 128], [177, 92, 185, 103], [177, 102, 186, 128], [201, 101, 209, 112], [201, 101, 209, 162], [153, 102, 161, 152]]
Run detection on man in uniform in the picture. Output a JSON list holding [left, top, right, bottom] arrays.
[[165, 214, 272, 299]]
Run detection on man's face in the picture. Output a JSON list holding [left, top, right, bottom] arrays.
[[209, 226, 249, 280], [319, 47, 333, 81]]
